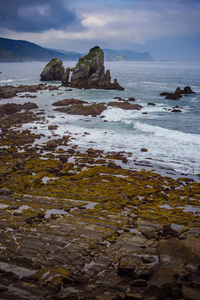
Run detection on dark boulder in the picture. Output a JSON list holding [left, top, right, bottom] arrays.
[[22, 102, 38, 110], [165, 93, 182, 100], [40, 58, 65, 81], [147, 102, 156, 106], [128, 97, 136, 102], [183, 85, 195, 94], [171, 109, 181, 113], [46, 140, 57, 149]]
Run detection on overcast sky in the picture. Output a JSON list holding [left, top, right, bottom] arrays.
[[0, 0, 200, 61]]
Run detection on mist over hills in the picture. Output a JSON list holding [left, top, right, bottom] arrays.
[[0, 37, 154, 62], [103, 48, 154, 61]]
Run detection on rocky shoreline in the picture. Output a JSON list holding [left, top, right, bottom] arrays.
[[0, 83, 200, 299]]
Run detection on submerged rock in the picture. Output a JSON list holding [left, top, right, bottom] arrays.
[[65, 46, 124, 90], [40, 58, 65, 81]]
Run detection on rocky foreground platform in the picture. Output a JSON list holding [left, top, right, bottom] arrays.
[[0, 86, 200, 299]]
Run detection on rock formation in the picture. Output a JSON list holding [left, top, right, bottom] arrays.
[[40, 58, 65, 81], [63, 46, 124, 90], [53, 98, 143, 116], [160, 86, 195, 100]]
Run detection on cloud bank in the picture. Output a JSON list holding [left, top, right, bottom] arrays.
[[0, 0, 200, 61], [0, 0, 79, 33]]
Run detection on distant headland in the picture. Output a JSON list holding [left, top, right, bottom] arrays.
[[0, 37, 154, 62]]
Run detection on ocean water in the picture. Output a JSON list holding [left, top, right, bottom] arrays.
[[0, 61, 200, 175]]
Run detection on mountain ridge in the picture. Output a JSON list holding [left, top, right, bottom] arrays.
[[0, 37, 154, 62]]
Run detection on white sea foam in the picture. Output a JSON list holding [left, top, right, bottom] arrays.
[[134, 122, 200, 145], [0, 79, 14, 83], [102, 106, 167, 124], [103, 107, 139, 122]]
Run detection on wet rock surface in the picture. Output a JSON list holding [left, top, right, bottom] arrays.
[[0, 190, 200, 299], [54, 102, 107, 116], [52, 98, 88, 106], [0, 83, 199, 299], [0, 102, 38, 115], [0, 84, 60, 100], [53, 99, 142, 116]]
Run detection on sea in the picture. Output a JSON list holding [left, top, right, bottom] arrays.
[[0, 61, 200, 176]]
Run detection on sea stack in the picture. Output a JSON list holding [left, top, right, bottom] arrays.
[[63, 46, 124, 90], [40, 58, 65, 81]]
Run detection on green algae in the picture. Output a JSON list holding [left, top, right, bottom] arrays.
[[0, 129, 200, 228], [77, 46, 102, 67]]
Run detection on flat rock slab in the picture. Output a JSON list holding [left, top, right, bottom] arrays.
[[0, 193, 200, 299]]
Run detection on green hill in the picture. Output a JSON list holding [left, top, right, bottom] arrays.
[[0, 37, 82, 62], [0, 47, 23, 62], [0, 37, 154, 62], [0, 37, 53, 62]]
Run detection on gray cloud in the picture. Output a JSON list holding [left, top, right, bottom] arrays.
[[0, 0, 80, 33]]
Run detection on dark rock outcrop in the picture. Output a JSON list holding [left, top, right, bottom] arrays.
[[0, 87, 17, 99], [53, 99, 143, 116], [40, 58, 65, 81], [52, 99, 88, 106], [0, 84, 60, 100], [108, 101, 142, 110], [0, 102, 38, 115], [54, 103, 106, 116], [171, 108, 182, 113], [64, 46, 124, 90], [179, 86, 195, 94], [160, 86, 195, 100]]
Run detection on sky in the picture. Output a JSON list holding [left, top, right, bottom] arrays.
[[0, 0, 200, 61]]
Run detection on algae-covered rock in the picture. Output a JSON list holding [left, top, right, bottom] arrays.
[[0, 102, 38, 116], [40, 58, 65, 81], [66, 46, 124, 90]]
